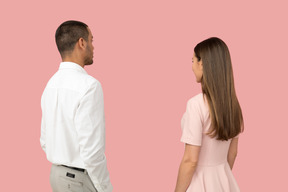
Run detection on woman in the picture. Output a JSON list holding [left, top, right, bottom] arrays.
[[175, 37, 243, 192]]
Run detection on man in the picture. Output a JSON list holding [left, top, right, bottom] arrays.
[[40, 20, 112, 192]]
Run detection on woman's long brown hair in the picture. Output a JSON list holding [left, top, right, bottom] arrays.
[[194, 37, 243, 141]]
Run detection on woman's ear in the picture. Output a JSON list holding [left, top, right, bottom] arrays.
[[199, 60, 203, 71]]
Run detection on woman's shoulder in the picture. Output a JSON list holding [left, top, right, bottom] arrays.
[[187, 93, 209, 118], [187, 93, 205, 106]]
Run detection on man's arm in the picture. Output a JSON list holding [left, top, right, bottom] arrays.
[[40, 94, 46, 152], [74, 81, 112, 192]]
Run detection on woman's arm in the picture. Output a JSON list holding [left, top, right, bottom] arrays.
[[227, 137, 239, 169], [175, 144, 201, 192]]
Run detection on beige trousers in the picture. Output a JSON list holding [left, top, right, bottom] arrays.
[[50, 164, 98, 192]]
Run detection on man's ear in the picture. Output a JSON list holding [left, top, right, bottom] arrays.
[[78, 37, 86, 50]]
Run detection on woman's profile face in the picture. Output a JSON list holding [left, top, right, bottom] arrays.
[[192, 52, 203, 83]]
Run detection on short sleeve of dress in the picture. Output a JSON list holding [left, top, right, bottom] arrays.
[[180, 98, 203, 146]]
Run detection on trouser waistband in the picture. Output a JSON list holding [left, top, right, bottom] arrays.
[[62, 165, 86, 173]]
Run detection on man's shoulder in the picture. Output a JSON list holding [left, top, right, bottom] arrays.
[[82, 73, 101, 88], [45, 70, 101, 93]]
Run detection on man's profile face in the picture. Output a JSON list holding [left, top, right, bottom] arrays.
[[84, 27, 94, 65]]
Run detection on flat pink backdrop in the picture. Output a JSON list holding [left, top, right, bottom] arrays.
[[1, 0, 287, 191]]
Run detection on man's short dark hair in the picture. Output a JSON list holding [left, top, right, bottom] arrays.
[[55, 20, 89, 56]]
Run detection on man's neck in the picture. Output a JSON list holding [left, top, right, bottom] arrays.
[[62, 57, 84, 68]]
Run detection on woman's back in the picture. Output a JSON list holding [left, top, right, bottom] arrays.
[[181, 93, 240, 191], [175, 37, 242, 192]]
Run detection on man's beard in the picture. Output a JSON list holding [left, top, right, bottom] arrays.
[[84, 46, 93, 66], [84, 57, 93, 65]]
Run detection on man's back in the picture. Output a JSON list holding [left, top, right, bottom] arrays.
[[41, 62, 99, 165], [41, 62, 112, 192]]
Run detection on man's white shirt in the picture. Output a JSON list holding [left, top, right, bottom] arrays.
[[40, 62, 112, 192]]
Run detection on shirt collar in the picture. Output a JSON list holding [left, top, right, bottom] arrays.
[[59, 62, 88, 74]]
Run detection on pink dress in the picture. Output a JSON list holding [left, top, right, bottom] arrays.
[[181, 93, 240, 192]]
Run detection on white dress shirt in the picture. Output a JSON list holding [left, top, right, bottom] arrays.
[[40, 62, 112, 192]]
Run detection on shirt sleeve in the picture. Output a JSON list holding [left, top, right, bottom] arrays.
[[40, 93, 46, 152], [180, 99, 203, 146], [74, 81, 112, 192]]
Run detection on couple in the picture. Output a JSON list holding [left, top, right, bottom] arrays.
[[40, 20, 243, 192]]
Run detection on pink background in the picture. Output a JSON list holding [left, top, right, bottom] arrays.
[[1, 0, 287, 191]]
